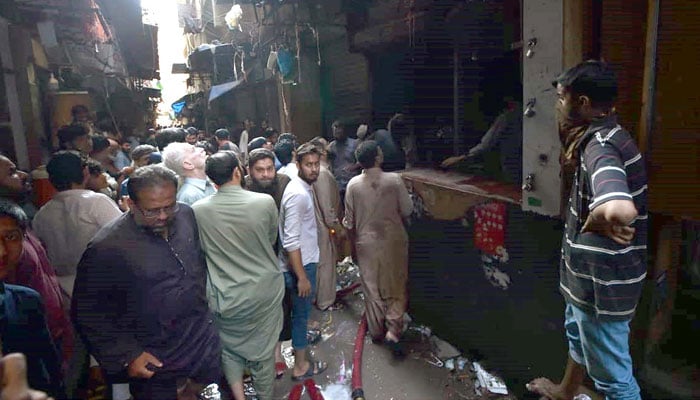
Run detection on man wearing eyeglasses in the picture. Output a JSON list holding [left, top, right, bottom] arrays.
[[72, 165, 222, 400]]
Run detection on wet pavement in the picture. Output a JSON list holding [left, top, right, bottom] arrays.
[[270, 289, 518, 400]]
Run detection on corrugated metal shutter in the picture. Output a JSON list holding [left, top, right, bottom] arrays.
[[648, 0, 700, 218], [600, 0, 647, 140], [320, 37, 371, 135]]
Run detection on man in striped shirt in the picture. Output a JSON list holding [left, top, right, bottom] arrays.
[[528, 61, 646, 400]]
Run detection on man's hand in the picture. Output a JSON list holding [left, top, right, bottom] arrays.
[[440, 155, 466, 169], [297, 277, 312, 298], [581, 214, 636, 245], [120, 166, 135, 177], [127, 352, 163, 379], [117, 196, 130, 212], [0, 353, 54, 400]]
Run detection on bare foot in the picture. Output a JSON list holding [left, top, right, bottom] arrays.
[[292, 360, 310, 378], [385, 331, 400, 342], [526, 377, 572, 400]]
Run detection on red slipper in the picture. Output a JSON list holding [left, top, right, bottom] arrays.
[[275, 362, 287, 379]]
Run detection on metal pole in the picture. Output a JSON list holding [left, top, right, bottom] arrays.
[[453, 43, 460, 156], [643, 0, 660, 159]]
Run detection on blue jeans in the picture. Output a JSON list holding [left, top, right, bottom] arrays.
[[565, 302, 641, 400], [284, 263, 317, 350]]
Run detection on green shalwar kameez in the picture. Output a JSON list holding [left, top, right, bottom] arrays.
[[192, 185, 284, 399]]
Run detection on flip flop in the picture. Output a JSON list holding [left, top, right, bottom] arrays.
[[275, 362, 287, 379], [291, 360, 328, 381]]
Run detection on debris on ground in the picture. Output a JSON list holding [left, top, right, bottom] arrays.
[[336, 257, 360, 291], [244, 381, 259, 400], [472, 362, 508, 395], [431, 335, 462, 361], [402, 318, 513, 398], [320, 383, 351, 399], [271, 259, 517, 399]]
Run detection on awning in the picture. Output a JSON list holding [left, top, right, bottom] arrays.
[[208, 79, 245, 103]]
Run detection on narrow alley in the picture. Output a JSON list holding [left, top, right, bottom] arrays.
[[0, 1, 698, 400], [268, 262, 516, 400]]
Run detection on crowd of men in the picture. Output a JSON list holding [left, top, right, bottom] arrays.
[[0, 60, 646, 400], [0, 107, 414, 400]]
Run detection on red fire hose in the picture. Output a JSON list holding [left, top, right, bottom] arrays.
[[287, 379, 325, 400], [351, 314, 368, 400], [288, 282, 366, 400]]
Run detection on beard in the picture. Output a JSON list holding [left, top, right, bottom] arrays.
[[556, 103, 588, 147], [248, 176, 277, 195], [299, 171, 318, 185]]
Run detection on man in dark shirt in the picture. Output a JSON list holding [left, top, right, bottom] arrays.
[[441, 96, 523, 184], [72, 165, 222, 400], [327, 120, 359, 200], [527, 61, 646, 400], [371, 114, 411, 172]]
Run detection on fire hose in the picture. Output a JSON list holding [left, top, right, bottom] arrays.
[[287, 281, 366, 400], [351, 314, 368, 400], [288, 379, 325, 400]]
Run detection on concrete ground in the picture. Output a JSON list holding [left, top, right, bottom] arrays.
[[269, 290, 517, 400]]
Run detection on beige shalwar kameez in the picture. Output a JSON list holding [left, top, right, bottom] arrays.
[[343, 167, 413, 339], [312, 165, 342, 310]]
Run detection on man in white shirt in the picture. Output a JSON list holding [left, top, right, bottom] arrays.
[[277, 143, 327, 381], [33, 151, 122, 299], [32, 150, 122, 398], [161, 142, 216, 205]]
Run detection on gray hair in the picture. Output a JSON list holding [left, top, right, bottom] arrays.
[[161, 142, 193, 176], [126, 164, 178, 202]]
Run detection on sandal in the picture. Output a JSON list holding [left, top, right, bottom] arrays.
[[275, 362, 287, 379], [291, 360, 328, 381]]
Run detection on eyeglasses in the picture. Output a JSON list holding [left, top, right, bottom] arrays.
[[134, 202, 179, 219]]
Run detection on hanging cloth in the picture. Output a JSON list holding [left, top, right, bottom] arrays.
[[473, 202, 507, 256]]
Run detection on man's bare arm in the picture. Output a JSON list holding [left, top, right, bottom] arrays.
[[582, 199, 638, 244]]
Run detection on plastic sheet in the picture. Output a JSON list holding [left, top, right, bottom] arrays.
[[472, 362, 508, 395], [281, 341, 295, 369], [320, 383, 351, 400]]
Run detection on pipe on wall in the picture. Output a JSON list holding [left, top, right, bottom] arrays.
[[640, 0, 661, 158]]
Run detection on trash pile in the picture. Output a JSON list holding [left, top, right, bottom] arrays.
[[335, 257, 360, 292], [407, 323, 510, 398]]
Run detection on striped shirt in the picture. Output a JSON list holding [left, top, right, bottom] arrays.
[[560, 115, 648, 320]]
